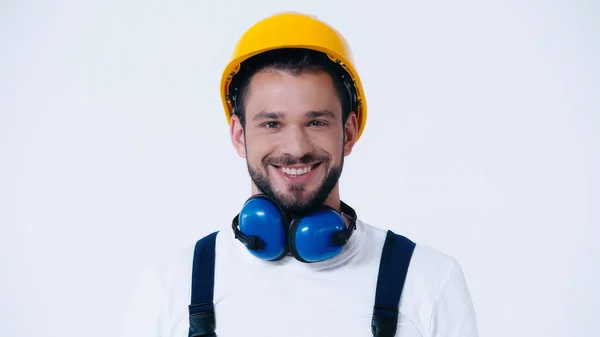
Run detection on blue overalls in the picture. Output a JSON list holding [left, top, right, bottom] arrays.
[[187, 230, 415, 337]]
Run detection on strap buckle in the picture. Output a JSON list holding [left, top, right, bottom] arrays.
[[189, 309, 216, 337], [371, 311, 398, 337]]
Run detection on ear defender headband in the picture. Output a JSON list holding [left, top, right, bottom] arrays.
[[231, 194, 358, 263]]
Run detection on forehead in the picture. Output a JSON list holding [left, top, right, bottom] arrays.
[[244, 69, 342, 119]]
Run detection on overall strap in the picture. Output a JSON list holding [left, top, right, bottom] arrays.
[[188, 231, 219, 337], [371, 230, 416, 337]]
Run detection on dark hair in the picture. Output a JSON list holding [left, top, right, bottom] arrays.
[[227, 48, 358, 127]]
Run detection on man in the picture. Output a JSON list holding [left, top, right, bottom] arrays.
[[120, 12, 479, 337]]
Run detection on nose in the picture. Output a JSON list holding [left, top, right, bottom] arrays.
[[280, 126, 314, 158]]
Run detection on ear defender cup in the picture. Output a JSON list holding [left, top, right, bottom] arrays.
[[233, 194, 289, 261], [288, 206, 348, 263]]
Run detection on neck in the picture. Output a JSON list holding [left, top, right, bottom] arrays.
[[322, 184, 342, 212]]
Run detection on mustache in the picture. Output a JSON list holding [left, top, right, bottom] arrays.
[[263, 153, 330, 166]]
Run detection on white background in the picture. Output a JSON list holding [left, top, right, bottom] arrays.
[[1, 0, 598, 336]]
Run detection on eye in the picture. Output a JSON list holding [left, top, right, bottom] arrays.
[[262, 121, 280, 129], [309, 120, 327, 127]]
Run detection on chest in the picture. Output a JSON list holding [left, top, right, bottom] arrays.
[[203, 264, 424, 337]]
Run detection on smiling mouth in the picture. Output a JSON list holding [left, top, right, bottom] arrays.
[[272, 163, 322, 177]]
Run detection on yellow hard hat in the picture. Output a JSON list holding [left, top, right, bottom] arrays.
[[220, 12, 368, 141]]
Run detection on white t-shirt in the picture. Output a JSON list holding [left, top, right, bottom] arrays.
[[119, 219, 479, 337]]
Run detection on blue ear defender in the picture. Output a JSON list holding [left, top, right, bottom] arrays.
[[231, 195, 291, 261], [231, 194, 358, 263]]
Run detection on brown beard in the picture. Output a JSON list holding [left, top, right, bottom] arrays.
[[246, 151, 344, 215]]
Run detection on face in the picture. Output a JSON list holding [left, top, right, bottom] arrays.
[[230, 69, 358, 214]]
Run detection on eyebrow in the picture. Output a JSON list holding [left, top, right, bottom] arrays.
[[306, 110, 336, 119], [252, 110, 336, 121], [253, 111, 284, 121]]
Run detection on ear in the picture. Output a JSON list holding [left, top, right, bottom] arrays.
[[230, 114, 247, 158], [343, 112, 358, 156]]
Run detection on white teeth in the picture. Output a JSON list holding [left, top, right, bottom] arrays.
[[280, 166, 312, 176]]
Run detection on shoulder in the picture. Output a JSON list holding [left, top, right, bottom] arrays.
[[407, 243, 478, 336], [119, 231, 226, 335], [133, 230, 225, 311], [411, 242, 461, 285], [408, 242, 471, 308], [360, 221, 459, 279], [360, 222, 478, 335], [118, 241, 196, 337], [151, 230, 227, 295], [412, 243, 478, 335]]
